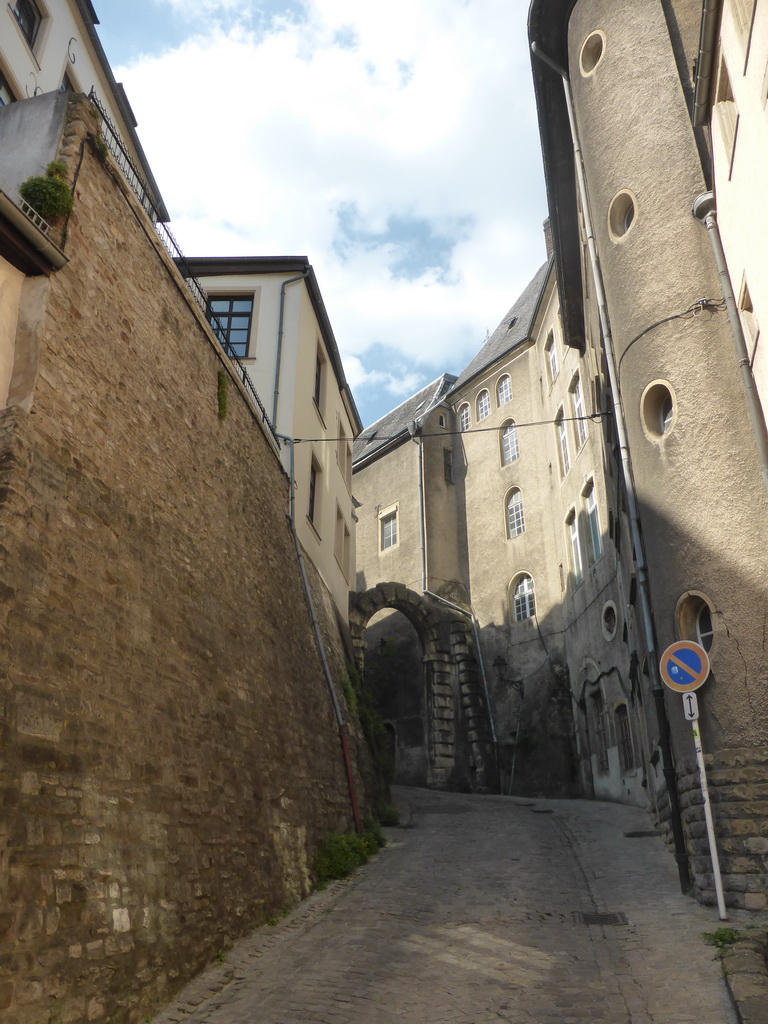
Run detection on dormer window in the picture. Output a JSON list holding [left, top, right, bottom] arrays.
[[12, 0, 42, 48]]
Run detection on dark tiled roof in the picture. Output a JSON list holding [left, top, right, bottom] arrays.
[[353, 374, 457, 466], [450, 261, 551, 393]]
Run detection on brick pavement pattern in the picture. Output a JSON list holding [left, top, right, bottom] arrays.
[[153, 788, 743, 1024]]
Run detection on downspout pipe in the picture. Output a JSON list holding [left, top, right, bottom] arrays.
[[692, 0, 722, 127], [272, 269, 311, 425], [531, 41, 691, 893], [424, 589, 500, 791], [693, 192, 768, 494], [277, 434, 362, 833], [407, 420, 428, 591]]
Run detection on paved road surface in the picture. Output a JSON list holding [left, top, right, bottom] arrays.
[[154, 788, 741, 1024]]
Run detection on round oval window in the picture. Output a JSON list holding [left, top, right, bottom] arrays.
[[580, 32, 606, 76], [641, 381, 676, 439], [608, 191, 637, 240]]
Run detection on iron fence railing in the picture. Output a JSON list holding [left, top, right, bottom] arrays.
[[87, 89, 278, 443]]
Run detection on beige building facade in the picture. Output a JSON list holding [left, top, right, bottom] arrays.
[[185, 257, 362, 620], [354, 261, 640, 803]]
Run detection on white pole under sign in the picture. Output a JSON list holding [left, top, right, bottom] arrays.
[[659, 641, 727, 921]]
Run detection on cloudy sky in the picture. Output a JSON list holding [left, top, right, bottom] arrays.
[[95, 0, 548, 427]]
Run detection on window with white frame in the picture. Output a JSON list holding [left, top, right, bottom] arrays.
[[497, 375, 512, 405], [458, 404, 470, 432], [506, 488, 525, 538], [570, 374, 588, 447], [476, 390, 491, 420], [501, 421, 519, 465], [566, 510, 583, 585], [584, 481, 602, 562], [556, 410, 571, 477], [512, 575, 535, 622], [545, 331, 559, 383], [379, 506, 398, 552]]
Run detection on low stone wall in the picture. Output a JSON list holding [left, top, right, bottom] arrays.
[[678, 747, 768, 911]]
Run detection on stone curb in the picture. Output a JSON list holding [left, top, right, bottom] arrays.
[[721, 932, 768, 1024]]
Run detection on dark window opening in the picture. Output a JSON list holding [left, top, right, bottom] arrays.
[[207, 295, 253, 359], [13, 0, 42, 47]]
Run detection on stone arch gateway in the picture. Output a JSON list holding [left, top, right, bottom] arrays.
[[349, 583, 497, 793]]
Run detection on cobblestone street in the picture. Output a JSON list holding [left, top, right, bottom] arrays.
[[153, 788, 747, 1024]]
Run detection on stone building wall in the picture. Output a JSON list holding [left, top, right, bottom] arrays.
[[0, 96, 368, 1024]]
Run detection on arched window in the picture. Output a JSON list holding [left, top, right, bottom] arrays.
[[458, 404, 470, 432], [476, 390, 490, 420], [506, 488, 525, 538], [500, 421, 519, 464], [512, 574, 535, 621], [677, 593, 715, 652], [497, 375, 512, 405]]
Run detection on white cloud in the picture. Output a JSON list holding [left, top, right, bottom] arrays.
[[115, 0, 548, 424]]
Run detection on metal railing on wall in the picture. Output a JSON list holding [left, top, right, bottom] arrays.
[[87, 89, 278, 444]]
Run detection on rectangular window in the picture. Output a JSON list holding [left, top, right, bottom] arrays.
[[0, 70, 15, 107], [379, 508, 398, 551], [616, 706, 636, 773], [443, 447, 453, 485], [730, 0, 756, 39], [12, 0, 42, 47], [593, 699, 609, 774], [308, 459, 321, 528], [545, 332, 559, 383], [584, 482, 603, 562], [571, 375, 588, 447], [556, 413, 571, 477], [334, 506, 350, 579], [314, 345, 326, 416], [714, 58, 739, 173], [207, 295, 253, 359], [567, 512, 583, 585], [738, 277, 760, 362]]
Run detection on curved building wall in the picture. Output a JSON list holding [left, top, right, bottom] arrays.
[[566, 0, 768, 908]]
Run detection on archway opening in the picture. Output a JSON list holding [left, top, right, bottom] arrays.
[[363, 608, 427, 787]]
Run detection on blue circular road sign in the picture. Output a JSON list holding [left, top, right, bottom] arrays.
[[659, 641, 710, 692]]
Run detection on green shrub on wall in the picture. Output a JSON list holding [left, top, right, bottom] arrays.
[[19, 161, 73, 220]]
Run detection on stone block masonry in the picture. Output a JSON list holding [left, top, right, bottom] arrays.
[[0, 96, 369, 1024]]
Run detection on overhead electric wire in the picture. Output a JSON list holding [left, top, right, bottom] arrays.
[[289, 411, 609, 445]]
